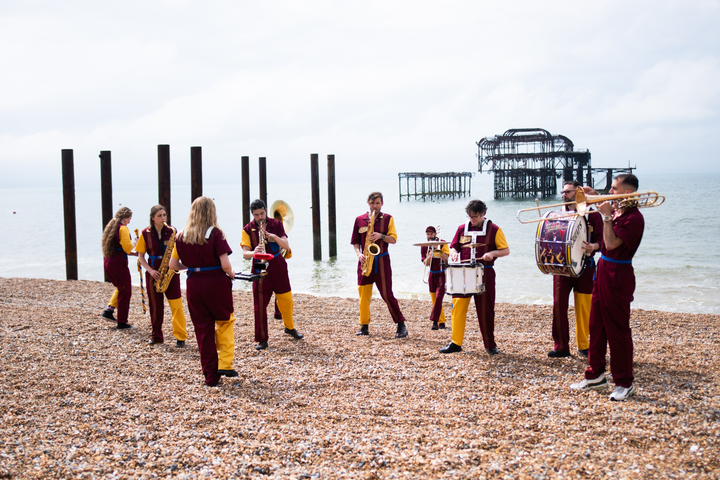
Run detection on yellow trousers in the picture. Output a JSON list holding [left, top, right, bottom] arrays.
[[450, 297, 472, 346], [215, 313, 236, 370], [429, 292, 446, 323], [167, 298, 188, 342], [275, 291, 295, 330], [358, 285, 373, 325], [574, 292, 591, 351]]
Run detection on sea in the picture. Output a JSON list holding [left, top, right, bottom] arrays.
[[2, 173, 719, 315]]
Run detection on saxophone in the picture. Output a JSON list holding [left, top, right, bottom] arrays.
[[155, 223, 177, 293], [361, 211, 381, 277]]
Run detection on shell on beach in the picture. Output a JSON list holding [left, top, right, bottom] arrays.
[[1, 277, 719, 479]]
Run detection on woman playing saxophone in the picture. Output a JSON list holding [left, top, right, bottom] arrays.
[[136, 205, 188, 347]]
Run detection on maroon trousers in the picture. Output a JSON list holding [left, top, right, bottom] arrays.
[[104, 255, 131, 324], [253, 267, 291, 342], [552, 262, 595, 351], [186, 273, 233, 386], [357, 254, 406, 323], [585, 261, 635, 388], [145, 272, 181, 343], [428, 271, 446, 322]]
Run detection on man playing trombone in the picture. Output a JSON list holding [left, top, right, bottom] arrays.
[[571, 174, 645, 401], [548, 182, 603, 358]]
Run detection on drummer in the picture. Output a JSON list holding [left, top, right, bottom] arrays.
[[420, 226, 449, 330], [548, 181, 603, 358], [439, 200, 509, 355]]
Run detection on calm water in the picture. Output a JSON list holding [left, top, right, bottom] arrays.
[[2, 173, 718, 315]]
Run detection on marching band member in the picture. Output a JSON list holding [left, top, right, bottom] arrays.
[[135, 205, 188, 347], [571, 174, 645, 401], [420, 226, 449, 330], [169, 197, 237, 387], [351, 192, 408, 338], [440, 200, 509, 354], [242, 199, 304, 351], [548, 182, 603, 358], [100, 207, 136, 330]]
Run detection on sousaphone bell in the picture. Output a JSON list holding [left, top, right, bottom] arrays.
[[269, 200, 294, 258]]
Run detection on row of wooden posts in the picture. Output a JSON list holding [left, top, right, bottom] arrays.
[[61, 147, 337, 281]]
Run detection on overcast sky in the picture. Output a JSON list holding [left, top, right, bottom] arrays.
[[1, 0, 718, 189]]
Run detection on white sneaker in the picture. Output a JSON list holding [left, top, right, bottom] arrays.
[[609, 384, 636, 401], [570, 373, 608, 391]]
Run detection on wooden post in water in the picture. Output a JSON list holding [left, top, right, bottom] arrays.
[[327, 154, 337, 258], [61, 149, 78, 281], [259, 157, 267, 206], [242, 156, 250, 226], [310, 153, 322, 261], [191, 146, 202, 202], [158, 145, 171, 224], [100, 150, 113, 282]]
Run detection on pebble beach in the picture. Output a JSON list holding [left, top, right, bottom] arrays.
[[1, 277, 719, 479]]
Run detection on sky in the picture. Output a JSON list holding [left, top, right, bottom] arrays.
[[1, 0, 719, 189]]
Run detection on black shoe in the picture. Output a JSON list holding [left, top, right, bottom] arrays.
[[431, 321, 439, 330], [439, 342, 462, 354], [218, 369, 239, 377], [274, 313, 283, 320], [548, 350, 571, 358], [101, 309, 116, 321], [486, 347, 499, 355], [284, 328, 304, 339], [438, 323, 447, 330], [176, 340, 186, 348], [395, 322, 408, 338], [255, 341, 268, 350], [355, 325, 369, 336], [116, 323, 132, 330], [578, 349, 588, 358], [147, 339, 162, 345]]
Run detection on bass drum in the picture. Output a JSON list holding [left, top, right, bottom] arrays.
[[535, 211, 588, 277]]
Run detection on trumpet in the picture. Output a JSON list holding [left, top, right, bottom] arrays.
[[516, 187, 665, 224]]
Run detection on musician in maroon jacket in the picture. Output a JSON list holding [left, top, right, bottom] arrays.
[[352, 191, 408, 338], [571, 174, 645, 402], [440, 200, 509, 355], [420, 226, 450, 330], [170, 197, 237, 387], [548, 182, 604, 358], [101, 207, 136, 330], [242, 199, 304, 351], [136, 205, 187, 347]]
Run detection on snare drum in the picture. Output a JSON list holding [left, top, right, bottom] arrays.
[[446, 262, 484, 295], [535, 211, 588, 277]]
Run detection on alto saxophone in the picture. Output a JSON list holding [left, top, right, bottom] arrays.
[[155, 223, 177, 293], [361, 211, 381, 277]]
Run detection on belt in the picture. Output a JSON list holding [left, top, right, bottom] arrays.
[[600, 254, 632, 265], [187, 265, 223, 276], [148, 254, 162, 266], [429, 269, 446, 274], [114, 248, 127, 256], [373, 251, 389, 274]]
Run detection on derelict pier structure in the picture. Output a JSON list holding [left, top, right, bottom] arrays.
[[398, 172, 474, 202], [477, 128, 634, 199]]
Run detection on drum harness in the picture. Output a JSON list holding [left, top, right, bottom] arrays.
[[464, 219, 492, 270]]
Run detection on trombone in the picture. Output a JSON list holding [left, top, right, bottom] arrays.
[[516, 187, 665, 224]]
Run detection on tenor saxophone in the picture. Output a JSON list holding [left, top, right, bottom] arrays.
[[361, 211, 381, 277], [155, 223, 177, 293]]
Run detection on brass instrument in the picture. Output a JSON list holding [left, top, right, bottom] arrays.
[[517, 187, 665, 224], [361, 210, 381, 277], [269, 200, 293, 258], [414, 225, 444, 284], [155, 223, 177, 293]]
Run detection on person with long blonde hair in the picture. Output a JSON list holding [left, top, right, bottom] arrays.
[[136, 205, 188, 347], [169, 197, 237, 387], [101, 207, 136, 330]]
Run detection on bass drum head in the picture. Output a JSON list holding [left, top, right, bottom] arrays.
[[567, 214, 588, 276]]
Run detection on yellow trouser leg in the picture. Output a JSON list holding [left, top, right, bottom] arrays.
[[358, 284, 373, 325], [275, 291, 294, 330], [109, 290, 119, 308], [215, 313, 236, 370], [574, 292, 591, 351], [450, 297, 471, 346], [168, 298, 187, 342]]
